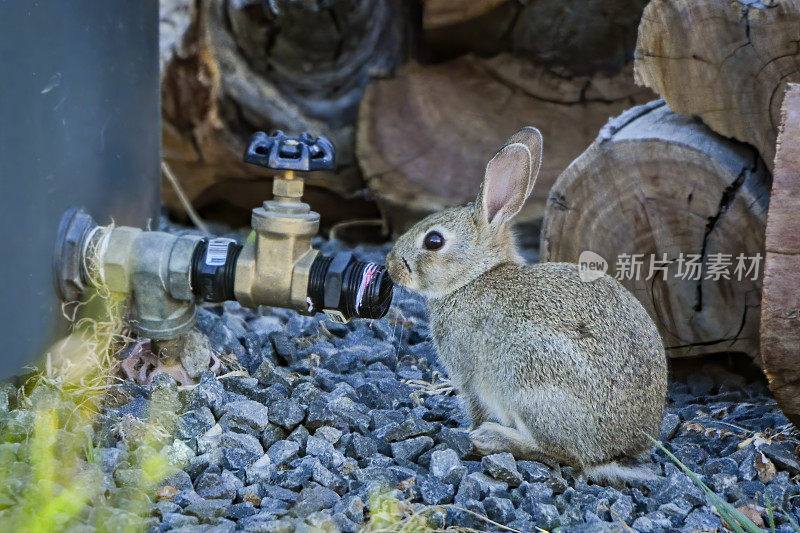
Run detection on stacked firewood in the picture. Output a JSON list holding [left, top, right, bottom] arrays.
[[160, 0, 412, 226], [160, 0, 652, 229], [539, 0, 800, 417], [358, 0, 655, 233]]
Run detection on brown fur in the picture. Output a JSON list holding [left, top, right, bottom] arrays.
[[386, 127, 667, 483]]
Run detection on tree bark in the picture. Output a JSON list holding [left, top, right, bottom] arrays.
[[422, 0, 649, 76], [541, 100, 771, 360], [761, 83, 800, 426], [512, 0, 648, 76], [422, 0, 508, 29], [421, 0, 518, 61], [357, 54, 654, 235], [634, 0, 800, 169], [160, 0, 410, 225]]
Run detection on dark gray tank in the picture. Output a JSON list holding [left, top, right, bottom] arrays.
[[0, 0, 161, 378]]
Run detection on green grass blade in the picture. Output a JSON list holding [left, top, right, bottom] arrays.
[[781, 509, 800, 533], [649, 436, 761, 533], [84, 430, 95, 464], [765, 493, 776, 532]]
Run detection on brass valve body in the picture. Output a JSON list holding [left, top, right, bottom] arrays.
[[233, 175, 319, 312]]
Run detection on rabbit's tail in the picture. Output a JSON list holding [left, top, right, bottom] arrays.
[[582, 461, 657, 486]]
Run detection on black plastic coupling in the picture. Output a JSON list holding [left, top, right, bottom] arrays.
[[191, 238, 242, 303], [54, 206, 99, 302], [307, 251, 394, 322]]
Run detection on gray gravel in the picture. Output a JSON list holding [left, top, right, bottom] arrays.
[[2, 236, 800, 532]]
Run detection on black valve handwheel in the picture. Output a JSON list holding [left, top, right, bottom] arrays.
[[243, 130, 335, 172]]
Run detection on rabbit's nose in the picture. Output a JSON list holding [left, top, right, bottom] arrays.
[[401, 256, 412, 273]]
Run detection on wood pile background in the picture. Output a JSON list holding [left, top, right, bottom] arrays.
[[635, 0, 800, 170], [160, 0, 652, 231], [541, 0, 799, 363], [541, 100, 771, 360], [357, 57, 652, 232], [160, 0, 411, 226]]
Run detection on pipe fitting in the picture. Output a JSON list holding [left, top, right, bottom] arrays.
[[232, 174, 393, 322], [54, 206, 100, 302], [169, 235, 203, 301], [234, 131, 393, 322], [56, 208, 203, 340], [54, 132, 393, 341], [234, 177, 321, 312], [126, 231, 202, 339]]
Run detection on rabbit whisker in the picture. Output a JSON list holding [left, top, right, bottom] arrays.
[[398, 307, 409, 358], [390, 287, 408, 359]]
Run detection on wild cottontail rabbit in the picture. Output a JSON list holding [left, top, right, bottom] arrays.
[[386, 127, 667, 484]]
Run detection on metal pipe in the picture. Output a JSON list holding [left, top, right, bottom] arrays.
[[54, 132, 394, 340]]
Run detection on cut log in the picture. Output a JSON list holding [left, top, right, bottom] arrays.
[[422, 0, 509, 29], [541, 100, 771, 360], [634, 0, 800, 169], [761, 83, 800, 426], [422, 0, 649, 76], [357, 54, 655, 235], [422, 0, 519, 60], [224, 0, 410, 125], [160, 0, 410, 225], [512, 0, 649, 75]]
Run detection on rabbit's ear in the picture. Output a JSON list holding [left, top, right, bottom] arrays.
[[501, 127, 543, 199], [476, 142, 532, 227]]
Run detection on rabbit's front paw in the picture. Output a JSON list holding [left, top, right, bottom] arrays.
[[469, 423, 508, 455]]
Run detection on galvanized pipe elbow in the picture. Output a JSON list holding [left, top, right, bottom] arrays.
[[56, 208, 202, 340], [96, 227, 202, 339], [124, 231, 202, 339]]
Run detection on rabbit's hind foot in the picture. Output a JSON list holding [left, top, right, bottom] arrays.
[[469, 422, 561, 471], [581, 461, 659, 488]]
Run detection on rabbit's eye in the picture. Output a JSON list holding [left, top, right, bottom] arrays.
[[423, 231, 445, 251]]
